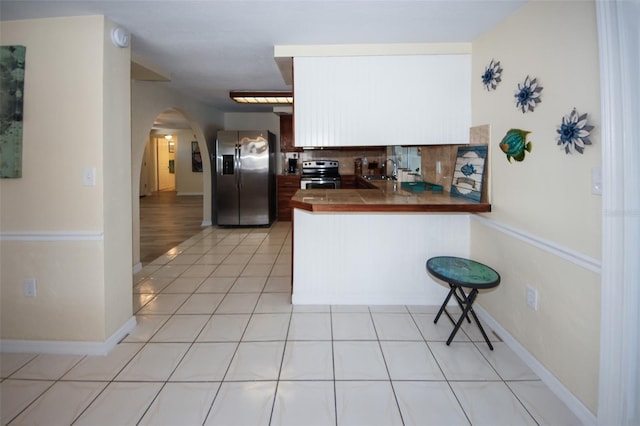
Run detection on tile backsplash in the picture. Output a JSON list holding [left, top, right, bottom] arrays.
[[283, 148, 388, 175], [420, 124, 490, 198], [280, 124, 490, 198]]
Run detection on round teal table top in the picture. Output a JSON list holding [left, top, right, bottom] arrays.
[[426, 256, 500, 288]]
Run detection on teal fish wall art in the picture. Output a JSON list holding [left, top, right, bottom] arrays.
[[500, 129, 532, 162]]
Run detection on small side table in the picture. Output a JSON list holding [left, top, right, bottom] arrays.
[[427, 256, 501, 350]]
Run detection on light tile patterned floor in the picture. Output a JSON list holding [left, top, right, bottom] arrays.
[[0, 222, 582, 425]]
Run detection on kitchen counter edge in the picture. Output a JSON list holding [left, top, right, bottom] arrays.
[[289, 178, 491, 213]]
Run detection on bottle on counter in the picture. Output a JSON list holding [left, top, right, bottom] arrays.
[[354, 158, 363, 175]]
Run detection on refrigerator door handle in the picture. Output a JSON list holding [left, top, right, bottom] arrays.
[[237, 143, 242, 189], [235, 144, 240, 189]]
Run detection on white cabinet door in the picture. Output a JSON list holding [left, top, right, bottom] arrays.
[[294, 55, 471, 147]]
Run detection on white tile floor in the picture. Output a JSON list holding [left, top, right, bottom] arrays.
[[0, 222, 582, 425]]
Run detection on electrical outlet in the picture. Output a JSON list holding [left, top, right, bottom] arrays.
[[526, 286, 538, 311], [23, 278, 37, 297]]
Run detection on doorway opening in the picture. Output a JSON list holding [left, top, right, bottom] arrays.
[[156, 134, 176, 192], [138, 109, 205, 264]]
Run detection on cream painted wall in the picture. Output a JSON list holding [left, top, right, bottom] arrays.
[[139, 135, 153, 195], [0, 18, 104, 232], [175, 129, 203, 194], [471, 0, 601, 414], [102, 18, 133, 337], [224, 113, 280, 134], [473, 0, 601, 259], [0, 16, 132, 342], [131, 82, 224, 268], [157, 135, 176, 191], [138, 130, 203, 196]]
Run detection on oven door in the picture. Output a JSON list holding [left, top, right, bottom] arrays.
[[300, 179, 341, 189]]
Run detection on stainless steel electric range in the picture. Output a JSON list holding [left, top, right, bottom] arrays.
[[299, 160, 341, 189]]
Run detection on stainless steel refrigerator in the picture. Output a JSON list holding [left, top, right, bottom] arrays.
[[215, 130, 276, 226]]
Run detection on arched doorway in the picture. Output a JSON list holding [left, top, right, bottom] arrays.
[[135, 108, 210, 266]]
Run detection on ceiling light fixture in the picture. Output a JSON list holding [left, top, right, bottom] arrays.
[[164, 135, 173, 140], [230, 91, 293, 105]]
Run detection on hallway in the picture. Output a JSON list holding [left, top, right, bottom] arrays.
[[139, 191, 204, 264]]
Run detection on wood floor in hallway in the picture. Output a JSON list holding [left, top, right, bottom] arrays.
[[139, 191, 204, 264]]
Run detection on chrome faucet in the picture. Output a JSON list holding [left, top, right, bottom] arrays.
[[386, 159, 398, 180]]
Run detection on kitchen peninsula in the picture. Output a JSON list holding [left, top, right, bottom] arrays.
[[289, 179, 491, 305]]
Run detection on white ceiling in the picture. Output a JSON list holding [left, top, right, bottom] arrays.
[[1, 0, 526, 117]]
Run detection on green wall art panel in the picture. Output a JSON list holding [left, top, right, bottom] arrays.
[[0, 45, 26, 178]]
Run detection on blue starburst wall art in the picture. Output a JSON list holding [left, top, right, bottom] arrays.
[[556, 108, 594, 154], [514, 76, 543, 113], [500, 129, 532, 162], [481, 59, 502, 91]]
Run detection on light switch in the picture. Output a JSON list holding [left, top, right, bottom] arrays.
[[23, 278, 37, 297], [82, 167, 96, 186], [591, 167, 602, 195]]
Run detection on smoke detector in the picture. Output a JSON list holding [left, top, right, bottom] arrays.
[[111, 27, 130, 48]]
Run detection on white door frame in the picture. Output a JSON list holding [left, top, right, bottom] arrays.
[[596, 1, 640, 424]]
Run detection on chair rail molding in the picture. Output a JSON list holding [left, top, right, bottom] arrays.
[[0, 231, 104, 241], [471, 215, 601, 273]]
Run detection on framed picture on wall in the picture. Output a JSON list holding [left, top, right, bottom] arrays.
[[192, 141, 203, 172], [168, 141, 175, 153], [450, 145, 487, 202], [0, 45, 26, 178]]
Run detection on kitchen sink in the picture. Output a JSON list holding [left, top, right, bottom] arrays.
[[362, 175, 395, 181]]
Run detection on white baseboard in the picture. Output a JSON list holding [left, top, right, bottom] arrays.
[[201, 220, 212, 227], [132, 262, 143, 274], [474, 305, 597, 425], [0, 316, 137, 356]]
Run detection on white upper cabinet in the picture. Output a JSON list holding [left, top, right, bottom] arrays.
[[294, 54, 471, 147]]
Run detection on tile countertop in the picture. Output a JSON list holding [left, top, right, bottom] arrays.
[[289, 179, 491, 213]]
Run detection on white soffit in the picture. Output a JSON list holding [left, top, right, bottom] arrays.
[[274, 43, 472, 85]]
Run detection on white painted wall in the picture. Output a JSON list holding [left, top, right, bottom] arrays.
[[471, 0, 601, 415]]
